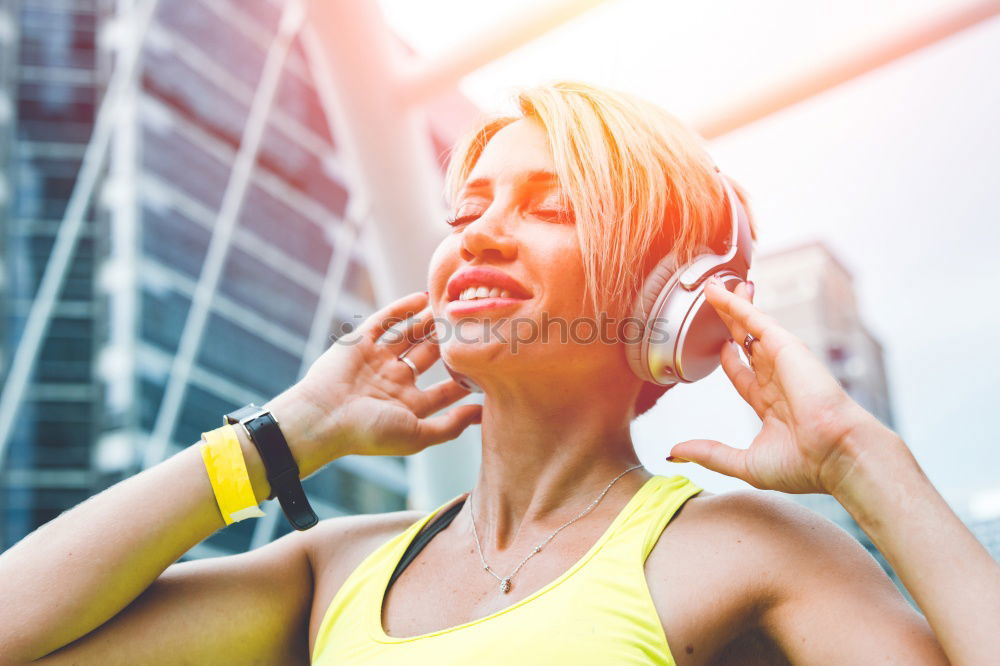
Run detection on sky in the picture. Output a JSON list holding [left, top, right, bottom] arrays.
[[377, 0, 1000, 516]]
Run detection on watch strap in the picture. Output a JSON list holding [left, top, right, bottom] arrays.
[[224, 405, 319, 531]]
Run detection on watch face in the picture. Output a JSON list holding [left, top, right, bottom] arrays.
[[225, 403, 262, 424]]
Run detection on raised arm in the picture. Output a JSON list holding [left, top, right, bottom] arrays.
[[667, 278, 1000, 665], [823, 420, 1000, 665], [0, 290, 480, 665], [0, 392, 324, 665]]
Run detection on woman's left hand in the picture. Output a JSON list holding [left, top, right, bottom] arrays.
[[667, 276, 896, 495]]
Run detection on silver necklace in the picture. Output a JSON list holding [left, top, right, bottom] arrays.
[[467, 463, 645, 594]]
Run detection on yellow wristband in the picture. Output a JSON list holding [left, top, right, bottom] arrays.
[[200, 424, 266, 525]]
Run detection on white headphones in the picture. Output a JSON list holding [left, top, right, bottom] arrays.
[[625, 166, 753, 386], [442, 166, 753, 392]]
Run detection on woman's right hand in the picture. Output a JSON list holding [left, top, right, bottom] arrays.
[[273, 290, 482, 472]]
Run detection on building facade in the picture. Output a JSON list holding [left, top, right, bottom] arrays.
[[0, 0, 476, 556], [1, 0, 105, 549]]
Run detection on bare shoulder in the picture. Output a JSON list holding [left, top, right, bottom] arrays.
[[646, 488, 894, 664], [669, 488, 881, 590], [698, 491, 946, 663], [647, 488, 851, 608], [672, 487, 861, 545], [304, 508, 427, 581]]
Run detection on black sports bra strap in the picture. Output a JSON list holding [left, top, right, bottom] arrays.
[[386, 497, 467, 593]]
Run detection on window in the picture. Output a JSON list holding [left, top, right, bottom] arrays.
[[14, 156, 86, 219], [140, 286, 189, 354], [239, 181, 333, 270], [218, 244, 319, 338], [305, 465, 406, 515], [173, 383, 240, 448], [37, 317, 94, 382], [16, 81, 96, 143], [155, 0, 267, 91], [141, 121, 230, 211], [141, 205, 211, 279], [18, 7, 97, 70], [27, 401, 94, 470], [198, 313, 299, 397], [10, 233, 93, 301], [257, 120, 346, 216]]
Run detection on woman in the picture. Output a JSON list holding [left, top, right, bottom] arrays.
[[1, 82, 996, 665]]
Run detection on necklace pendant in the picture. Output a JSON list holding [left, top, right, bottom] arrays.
[[500, 578, 511, 594]]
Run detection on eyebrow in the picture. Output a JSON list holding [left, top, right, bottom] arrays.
[[460, 170, 559, 197]]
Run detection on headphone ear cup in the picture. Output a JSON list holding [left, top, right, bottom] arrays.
[[443, 360, 483, 393], [625, 253, 681, 384], [671, 275, 738, 382]]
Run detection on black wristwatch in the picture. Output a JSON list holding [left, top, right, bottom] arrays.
[[224, 404, 318, 531]]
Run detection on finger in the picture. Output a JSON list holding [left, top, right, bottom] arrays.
[[395, 335, 440, 374], [704, 278, 781, 342], [381, 307, 437, 356], [719, 340, 765, 416], [414, 403, 482, 447], [413, 376, 472, 418], [355, 291, 429, 344], [717, 281, 752, 350], [667, 439, 749, 480]]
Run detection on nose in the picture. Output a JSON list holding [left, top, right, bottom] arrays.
[[459, 208, 518, 263]]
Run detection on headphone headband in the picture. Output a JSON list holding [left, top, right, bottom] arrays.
[[626, 163, 755, 386], [675, 167, 752, 291]]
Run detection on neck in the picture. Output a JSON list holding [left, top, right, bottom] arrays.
[[466, 372, 650, 553]]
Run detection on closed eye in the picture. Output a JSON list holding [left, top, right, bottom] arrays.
[[445, 207, 573, 227], [445, 213, 480, 227]]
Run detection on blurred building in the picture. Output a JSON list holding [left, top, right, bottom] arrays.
[[967, 518, 1000, 561], [751, 240, 912, 597], [0, 0, 477, 556], [1, 0, 105, 551], [751, 241, 895, 426]]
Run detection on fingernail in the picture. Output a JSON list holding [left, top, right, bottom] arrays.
[[424, 290, 429, 295], [746, 281, 755, 300], [666, 456, 690, 463]]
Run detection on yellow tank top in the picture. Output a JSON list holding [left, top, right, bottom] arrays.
[[311, 473, 702, 665]]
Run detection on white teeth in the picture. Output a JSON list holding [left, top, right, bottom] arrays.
[[457, 286, 517, 301]]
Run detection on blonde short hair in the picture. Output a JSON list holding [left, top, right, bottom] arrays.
[[443, 81, 759, 417]]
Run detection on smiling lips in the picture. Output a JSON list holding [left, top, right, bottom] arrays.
[[445, 266, 532, 315]]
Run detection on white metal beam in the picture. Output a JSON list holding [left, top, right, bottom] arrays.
[[101, 0, 143, 459], [301, 3, 487, 511], [142, 0, 306, 469], [399, 0, 612, 106], [696, 0, 1000, 139]]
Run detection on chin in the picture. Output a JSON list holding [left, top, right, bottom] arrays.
[[440, 338, 505, 368]]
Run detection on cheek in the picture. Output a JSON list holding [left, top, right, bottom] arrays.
[[427, 239, 460, 302], [545, 243, 586, 295]]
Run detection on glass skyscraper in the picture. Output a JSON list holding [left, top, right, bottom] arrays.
[[1, 0, 104, 548], [0, 0, 465, 556]]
